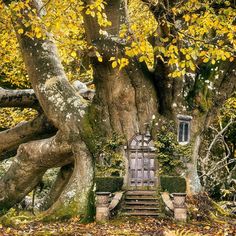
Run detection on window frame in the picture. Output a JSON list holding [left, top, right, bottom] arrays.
[[177, 115, 192, 145]]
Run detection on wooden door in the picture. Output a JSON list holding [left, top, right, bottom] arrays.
[[128, 134, 156, 189]]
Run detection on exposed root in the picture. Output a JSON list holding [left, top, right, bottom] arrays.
[[187, 192, 234, 222]]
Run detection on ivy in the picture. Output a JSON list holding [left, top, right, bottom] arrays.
[[94, 133, 125, 177], [155, 121, 191, 175]]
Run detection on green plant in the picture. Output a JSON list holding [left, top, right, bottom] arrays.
[[95, 133, 125, 177], [95, 177, 123, 193], [155, 121, 191, 175], [160, 175, 186, 193]]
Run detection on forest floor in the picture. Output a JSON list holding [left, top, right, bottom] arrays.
[[0, 215, 235, 236]]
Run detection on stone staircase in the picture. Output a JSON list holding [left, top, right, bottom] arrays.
[[122, 190, 161, 216]]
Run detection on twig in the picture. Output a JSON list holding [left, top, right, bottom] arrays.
[[205, 118, 234, 162]]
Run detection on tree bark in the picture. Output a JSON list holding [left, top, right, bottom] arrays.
[[1, 0, 95, 220], [45, 141, 94, 221], [0, 132, 73, 210], [0, 88, 39, 109], [0, 114, 55, 161], [42, 164, 74, 211]]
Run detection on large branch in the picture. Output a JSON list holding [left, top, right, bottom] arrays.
[[0, 114, 55, 161], [0, 85, 94, 110], [0, 87, 39, 109], [214, 62, 236, 107], [0, 132, 73, 210]]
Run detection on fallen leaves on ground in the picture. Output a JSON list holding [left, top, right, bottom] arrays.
[[0, 216, 235, 236]]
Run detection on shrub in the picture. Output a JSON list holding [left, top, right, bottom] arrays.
[[95, 177, 124, 193], [160, 175, 186, 193]]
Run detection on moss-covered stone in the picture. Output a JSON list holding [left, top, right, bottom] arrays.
[[81, 189, 95, 223], [80, 105, 102, 156]]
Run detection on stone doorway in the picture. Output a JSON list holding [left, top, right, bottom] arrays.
[[126, 132, 157, 190]]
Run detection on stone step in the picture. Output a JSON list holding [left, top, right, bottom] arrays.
[[121, 191, 161, 217], [123, 205, 160, 210], [124, 200, 159, 205], [125, 196, 158, 200], [126, 191, 156, 196], [123, 211, 159, 216]]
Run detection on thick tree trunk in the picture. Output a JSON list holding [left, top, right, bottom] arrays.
[[1, 0, 95, 220], [89, 62, 158, 139], [82, 0, 159, 189], [46, 142, 94, 221], [83, 0, 158, 138]]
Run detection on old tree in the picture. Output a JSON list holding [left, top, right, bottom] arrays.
[[0, 0, 235, 220]]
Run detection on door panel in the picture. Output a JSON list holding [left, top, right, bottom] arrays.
[[128, 134, 157, 189]]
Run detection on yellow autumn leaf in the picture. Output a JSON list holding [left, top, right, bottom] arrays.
[[2, 40, 7, 47], [119, 58, 129, 70], [71, 51, 77, 58], [199, 51, 207, 56], [186, 54, 191, 60], [34, 26, 40, 33], [203, 58, 209, 63], [189, 60, 195, 71], [90, 11, 96, 17], [225, 52, 231, 58], [85, 9, 91, 15], [17, 28, 24, 34], [109, 57, 116, 61], [221, 55, 226, 61], [36, 32, 42, 38], [45, 22, 51, 27], [112, 61, 117, 68], [160, 37, 169, 43], [140, 45, 146, 52], [98, 56, 103, 62], [183, 14, 191, 22], [139, 56, 145, 62]]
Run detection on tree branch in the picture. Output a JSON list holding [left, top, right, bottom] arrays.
[[0, 114, 56, 161], [0, 88, 39, 110], [0, 132, 73, 210], [0, 85, 95, 111], [200, 119, 236, 181], [205, 119, 234, 162]]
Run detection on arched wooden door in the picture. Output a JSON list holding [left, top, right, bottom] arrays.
[[126, 134, 157, 190]]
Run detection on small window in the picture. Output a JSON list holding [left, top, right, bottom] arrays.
[[177, 115, 192, 145]]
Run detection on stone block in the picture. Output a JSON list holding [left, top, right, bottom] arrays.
[[174, 207, 187, 222], [96, 206, 110, 222]]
